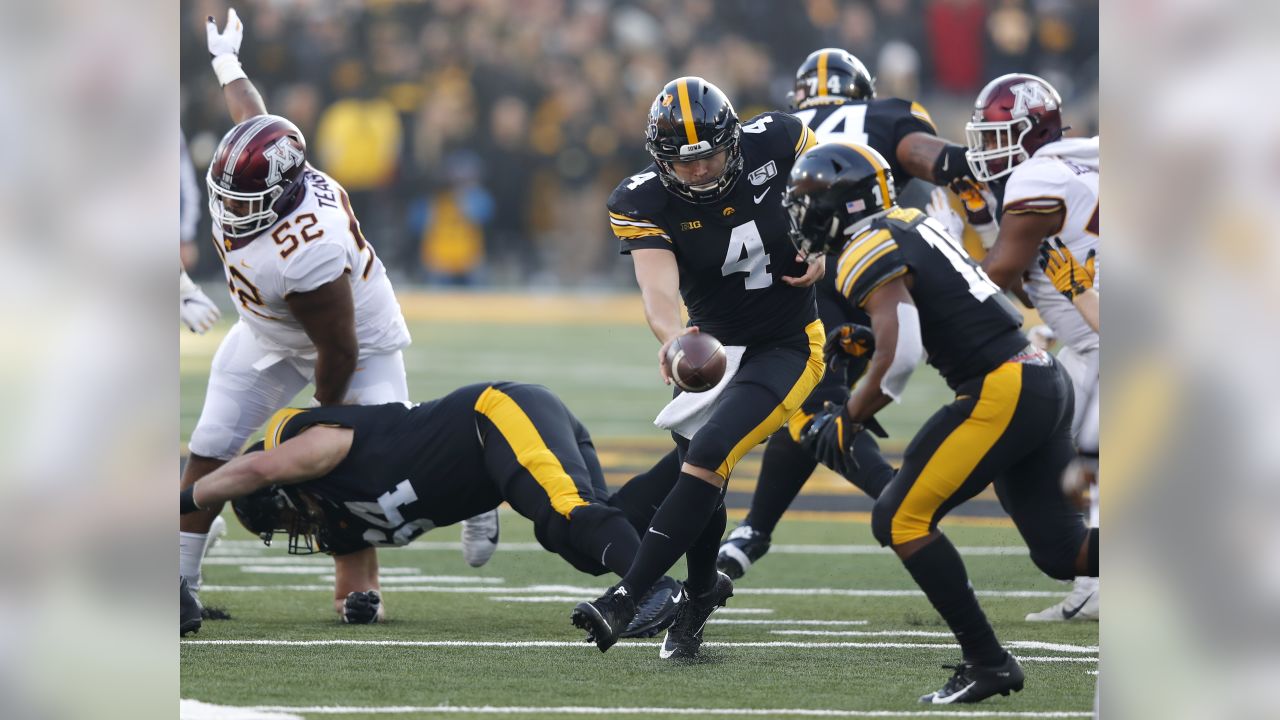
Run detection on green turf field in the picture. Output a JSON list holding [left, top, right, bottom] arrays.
[[180, 292, 1097, 718]]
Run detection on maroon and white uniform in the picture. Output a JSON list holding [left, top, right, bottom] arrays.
[[189, 115, 410, 460]]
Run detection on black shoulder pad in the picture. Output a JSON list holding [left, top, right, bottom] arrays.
[[608, 166, 668, 220], [881, 206, 926, 232]]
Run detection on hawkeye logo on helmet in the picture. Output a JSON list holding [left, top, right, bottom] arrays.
[[749, 160, 777, 186], [263, 137, 305, 185], [662, 93, 675, 107], [1010, 82, 1058, 117]]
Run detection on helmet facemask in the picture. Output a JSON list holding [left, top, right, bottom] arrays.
[[231, 486, 324, 555], [964, 116, 1035, 182], [648, 126, 743, 204], [206, 171, 286, 239]]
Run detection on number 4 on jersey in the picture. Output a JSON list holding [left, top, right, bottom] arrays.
[[722, 220, 772, 290]]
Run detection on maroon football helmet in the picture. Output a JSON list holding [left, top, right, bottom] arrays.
[[206, 114, 308, 239], [965, 74, 1064, 182]]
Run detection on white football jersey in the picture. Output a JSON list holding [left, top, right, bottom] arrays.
[[212, 167, 411, 359], [1002, 136, 1100, 354]]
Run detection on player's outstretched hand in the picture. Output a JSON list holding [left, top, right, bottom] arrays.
[[783, 253, 826, 287], [207, 8, 244, 58], [657, 326, 699, 386], [180, 272, 221, 334], [925, 187, 964, 241], [823, 323, 874, 388], [342, 590, 382, 624], [1039, 238, 1096, 300], [800, 401, 862, 475]]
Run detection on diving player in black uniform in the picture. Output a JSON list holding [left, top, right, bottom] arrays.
[[784, 142, 1098, 704], [719, 47, 982, 580], [179, 381, 683, 635], [572, 77, 826, 659]]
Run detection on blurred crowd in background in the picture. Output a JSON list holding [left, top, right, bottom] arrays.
[[181, 0, 1098, 288]]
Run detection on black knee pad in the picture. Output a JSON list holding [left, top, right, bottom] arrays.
[[870, 498, 895, 548], [567, 502, 628, 543], [532, 505, 609, 576], [1029, 544, 1079, 581]]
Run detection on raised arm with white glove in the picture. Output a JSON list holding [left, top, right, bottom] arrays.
[[180, 269, 221, 334]]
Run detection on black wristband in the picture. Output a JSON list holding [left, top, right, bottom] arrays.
[[180, 485, 201, 514], [932, 144, 972, 185]]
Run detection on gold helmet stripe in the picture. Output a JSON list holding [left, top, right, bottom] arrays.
[[838, 142, 892, 210], [677, 79, 699, 145], [817, 51, 829, 97]]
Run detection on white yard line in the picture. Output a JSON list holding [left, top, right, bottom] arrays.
[[234, 566, 423, 575], [212, 540, 1026, 556], [185, 701, 1092, 718], [488, 596, 587, 603], [712, 619, 869, 626], [770, 629, 952, 637], [201, 584, 1062, 598], [181, 639, 1095, 658]]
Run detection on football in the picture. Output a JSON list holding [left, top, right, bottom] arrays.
[[665, 332, 727, 393]]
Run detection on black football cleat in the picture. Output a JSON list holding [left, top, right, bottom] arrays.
[[180, 577, 202, 637], [571, 585, 637, 653], [918, 652, 1025, 704], [716, 524, 771, 580], [620, 575, 682, 639], [660, 571, 734, 659]]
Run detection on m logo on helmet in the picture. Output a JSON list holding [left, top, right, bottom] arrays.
[[1010, 82, 1058, 117], [263, 137, 305, 185]]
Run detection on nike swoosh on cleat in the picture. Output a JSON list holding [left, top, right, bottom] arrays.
[[938, 681, 976, 704], [753, 188, 772, 204], [648, 527, 671, 539], [1062, 592, 1095, 619]]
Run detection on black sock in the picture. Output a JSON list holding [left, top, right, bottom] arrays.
[[902, 534, 1005, 666], [583, 512, 643, 578], [744, 432, 816, 535], [685, 499, 728, 595], [847, 432, 895, 500], [620, 471, 721, 597], [1085, 527, 1098, 576], [608, 448, 682, 535]]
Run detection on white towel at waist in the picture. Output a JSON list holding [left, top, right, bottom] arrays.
[[653, 345, 747, 440]]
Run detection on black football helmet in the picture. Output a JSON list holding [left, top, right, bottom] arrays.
[[231, 485, 323, 555], [645, 76, 743, 204], [791, 48, 875, 110], [784, 142, 897, 259]]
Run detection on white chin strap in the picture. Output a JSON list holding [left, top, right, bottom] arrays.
[[881, 302, 923, 401]]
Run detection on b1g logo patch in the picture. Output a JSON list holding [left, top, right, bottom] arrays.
[[749, 160, 777, 186], [680, 220, 703, 231]]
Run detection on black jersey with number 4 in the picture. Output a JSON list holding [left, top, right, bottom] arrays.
[[792, 98, 937, 192], [263, 383, 506, 554], [609, 111, 819, 347], [832, 207, 1027, 389]]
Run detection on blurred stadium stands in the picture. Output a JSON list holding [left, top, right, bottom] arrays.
[[181, 0, 1097, 288]]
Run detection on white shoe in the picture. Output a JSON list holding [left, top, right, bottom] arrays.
[[1026, 577, 1098, 621], [202, 515, 227, 559], [460, 509, 500, 567]]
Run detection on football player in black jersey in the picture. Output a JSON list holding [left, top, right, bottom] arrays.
[[785, 143, 1098, 704], [719, 48, 981, 580], [179, 381, 683, 635], [572, 77, 826, 659]]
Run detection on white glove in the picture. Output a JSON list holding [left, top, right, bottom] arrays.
[[206, 9, 248, 86], [180, 271, 221, 334], [206, 8, 243, 58], [925, 187, 964, 242]]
